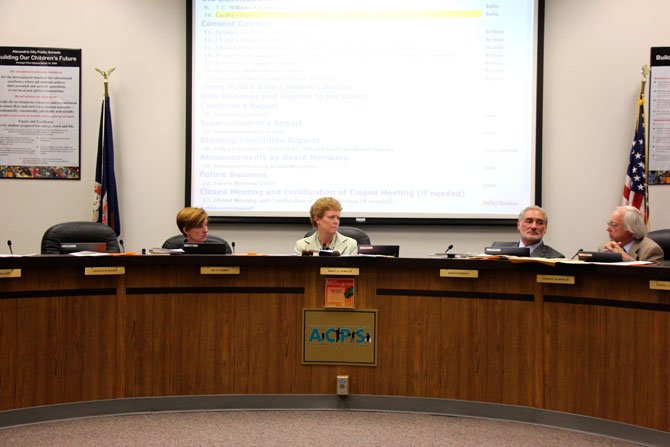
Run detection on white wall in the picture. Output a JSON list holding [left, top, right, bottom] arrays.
[[543, 0, 670, 256], [1, 0, 669, 257]]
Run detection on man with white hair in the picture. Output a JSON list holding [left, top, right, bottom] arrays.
[[601, 205, 664, 265]]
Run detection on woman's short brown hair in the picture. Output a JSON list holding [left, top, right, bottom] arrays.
[[176, 207, 208, 235], [309, 197, 342, 227]]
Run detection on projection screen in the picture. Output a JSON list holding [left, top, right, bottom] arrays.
[[188, 0, 544, 224]]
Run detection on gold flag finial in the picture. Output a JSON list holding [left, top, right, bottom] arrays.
[[95, 67, 116, 97], [640, 64, 650, 97]]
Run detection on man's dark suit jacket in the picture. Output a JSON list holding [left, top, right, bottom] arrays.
[[491, 240, 564, 258]]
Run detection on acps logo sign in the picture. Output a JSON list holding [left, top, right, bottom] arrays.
[[303, 309, 377, 366], [308, 326, 372, 344]]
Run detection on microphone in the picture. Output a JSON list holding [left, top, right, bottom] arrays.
[[119, 239, 125, 253], [571, 248, 583, 260], [7, 240, 13, 255], [434, 244, 455, 257], [231, 241, 236, 253]]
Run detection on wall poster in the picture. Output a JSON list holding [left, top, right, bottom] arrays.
[[0, 46, 81, 179], [648, 47, 670, 184]]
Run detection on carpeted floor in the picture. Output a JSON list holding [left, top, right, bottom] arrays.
[[0, 410, 645, 446]]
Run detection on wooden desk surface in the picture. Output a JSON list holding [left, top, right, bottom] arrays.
[[1, 255, 669, 432]]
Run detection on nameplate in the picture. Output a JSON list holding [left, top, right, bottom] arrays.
[[320, 267, 360, 276], [440, 269, 478, 278], [536, 274, 575, 285], [84, 266, 125, 276], [649, 280, 670, 291], [201, 266, 240, 275], [0, 268, 21, 278]]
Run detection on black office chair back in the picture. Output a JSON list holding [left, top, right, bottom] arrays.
[[41, 221, 121, 254], [303, 226, 371, 245], [162, 234, 186, 249], [162, 234, 232, 253], [646, 229, 670, 263]]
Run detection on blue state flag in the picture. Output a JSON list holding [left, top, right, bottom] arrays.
[[92, 95, 121, 236]]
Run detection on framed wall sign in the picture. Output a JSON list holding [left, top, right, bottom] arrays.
[[648, 47, 670, 185], [0, 46, 81, 179]]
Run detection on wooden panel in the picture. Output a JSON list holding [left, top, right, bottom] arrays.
[[544, 303, 670, 431], [0, 264, 119, 294], [13, 297, 68, 408], [69, 295, 117, 402], [369, 293, 535, 405], [123, 292, 307, 395], [376, 264, 535, 295], [0, 299, 17, 409], [541, 268, 670, 305], [122, 262, 309, 396], [542, 266, 670, 431], [0, 295, 117, 410], [367, 266, 536, 405]]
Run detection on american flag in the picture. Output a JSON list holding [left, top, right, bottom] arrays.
[[622, 97, 647, 221]]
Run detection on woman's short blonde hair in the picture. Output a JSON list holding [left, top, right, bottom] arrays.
[[309, 197, 342, 227], [176, 207, 208, 235]]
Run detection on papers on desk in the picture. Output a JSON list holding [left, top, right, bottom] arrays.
[[147, 248, 184, 255], [428, 253, 472, 259], [503, 255, 568, 266], [568, 260, 653, 266], [68, 251, 109, 256], [0, 253, 38, 257], [425, 253, 655, 267], [232, 252, 271, 256], [508, 256, 653, 266], [354, 254, 397, 258]]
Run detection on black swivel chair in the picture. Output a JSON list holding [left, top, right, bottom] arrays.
[[303, 226, 371, 246], [41, 221, 121, 254], [162, 234, 233, 253], [646, 229, 670, 265]]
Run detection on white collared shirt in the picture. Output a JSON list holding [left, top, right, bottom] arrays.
[[622, 240, 634, 253], [519, 240, 541, 254]]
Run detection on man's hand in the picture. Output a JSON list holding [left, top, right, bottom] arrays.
[[603, 241, 633, 261]]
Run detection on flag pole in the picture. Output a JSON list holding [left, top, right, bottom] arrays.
[[640, 65, 649, 96], [640, 64, 650, 225], [92, 67, 121, 237]]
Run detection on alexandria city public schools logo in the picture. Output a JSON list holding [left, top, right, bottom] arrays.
[[308, 326, 373, 344], [303, 310, 377, 365]]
